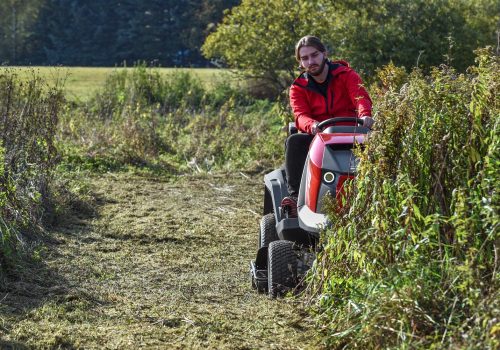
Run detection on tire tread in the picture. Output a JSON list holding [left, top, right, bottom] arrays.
[[268, 240, 297, 298]]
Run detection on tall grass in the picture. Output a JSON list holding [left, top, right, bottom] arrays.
[[0, 70, 64, 269], [59, 64, 284, 173], [308, 49, 499, 348]]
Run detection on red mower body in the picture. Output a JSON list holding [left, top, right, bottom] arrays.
[[304, 133, 365, 212], [297, 122, 368, 234]]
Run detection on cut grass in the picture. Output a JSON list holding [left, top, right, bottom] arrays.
[[0, 172, 321, 349], [0, 67, 233, 101]]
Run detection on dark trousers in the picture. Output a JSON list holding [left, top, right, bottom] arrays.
[[285, 133, 314, 196]]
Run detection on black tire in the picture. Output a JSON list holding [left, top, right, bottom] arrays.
[[259, 213, 278, 248], [268, 240, 297, 298]]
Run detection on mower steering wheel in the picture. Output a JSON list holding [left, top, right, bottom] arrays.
[[317, 117, 364, 131]]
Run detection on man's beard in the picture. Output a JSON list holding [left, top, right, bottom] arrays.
[[308, 58, 327, 76]]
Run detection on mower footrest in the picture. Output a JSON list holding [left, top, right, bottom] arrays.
[[250, 260, 268, 292]]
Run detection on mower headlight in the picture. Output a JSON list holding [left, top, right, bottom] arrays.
[[323, 172, 335, 184]]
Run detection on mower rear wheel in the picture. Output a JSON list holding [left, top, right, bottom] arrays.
[[259, 213, 278, 248], [268, 240, 297, 298]]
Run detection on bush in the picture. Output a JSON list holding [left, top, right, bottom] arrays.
[[59, 66, 284, 173], [0, 70, 64, 269], [309, 49, 499, 348]]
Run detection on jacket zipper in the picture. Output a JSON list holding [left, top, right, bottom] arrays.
[[326, 80, 335, 115], [330, 90, 335, 112]]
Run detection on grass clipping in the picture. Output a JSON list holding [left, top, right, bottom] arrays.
[[308, 49, 499, 348]]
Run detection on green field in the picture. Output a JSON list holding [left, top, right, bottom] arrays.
[[1, 66, 232, 101]]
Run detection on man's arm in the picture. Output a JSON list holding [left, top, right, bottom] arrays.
[[289, 85, 317, 134]]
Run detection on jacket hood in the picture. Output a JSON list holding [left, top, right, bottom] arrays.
[[293, 60, 351, 87], [331, 59, 350, 68]]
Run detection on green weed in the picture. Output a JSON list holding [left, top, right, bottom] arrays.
[[0, 69, 66, 272], [309, 48, 499, 348], [58, 64, 284, 174]]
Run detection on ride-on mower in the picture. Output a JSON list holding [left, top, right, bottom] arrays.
[[250, 117, 370, 298]]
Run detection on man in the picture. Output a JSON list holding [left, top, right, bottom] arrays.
[[282, 35, 373, 217]]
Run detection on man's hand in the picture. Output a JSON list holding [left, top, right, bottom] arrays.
[[361, 116, 375, 129], [311, 122, 319, 135]]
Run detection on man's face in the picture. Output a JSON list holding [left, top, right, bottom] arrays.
[[299, 46, 327, 76]]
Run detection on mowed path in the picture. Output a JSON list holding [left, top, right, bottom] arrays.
[[0, 173, 320, 349]]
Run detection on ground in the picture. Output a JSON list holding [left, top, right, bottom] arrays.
[[0, 172, 321, 349]]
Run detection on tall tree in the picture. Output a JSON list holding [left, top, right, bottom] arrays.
[[0, 0, 44, 64], [202, 0, 500, 86], [182, 0, 240, 66], [202, 0, 333, 89], [28, 0, 118, 65]]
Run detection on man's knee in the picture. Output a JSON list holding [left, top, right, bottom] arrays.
[[286, 133, 313, 153]]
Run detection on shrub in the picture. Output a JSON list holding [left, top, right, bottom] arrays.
[[309, 49, 499, 348], [59, 66, 284, 173], [0, 70, 64, 269]]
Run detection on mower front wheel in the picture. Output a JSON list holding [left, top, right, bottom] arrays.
[[268, 240, 297, 298], [259, 213, 278, 248]]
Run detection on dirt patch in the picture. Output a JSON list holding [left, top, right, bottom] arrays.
[[0, 173, 321, 349]]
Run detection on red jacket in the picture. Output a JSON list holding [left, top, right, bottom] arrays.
[[290, 60, 372, 134]]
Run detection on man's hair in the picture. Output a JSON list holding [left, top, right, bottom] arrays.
[[295, 35, 327, 62]]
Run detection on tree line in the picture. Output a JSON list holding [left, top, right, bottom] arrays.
[[1, 0, 498, 75], [0, 0, 239, 66]]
